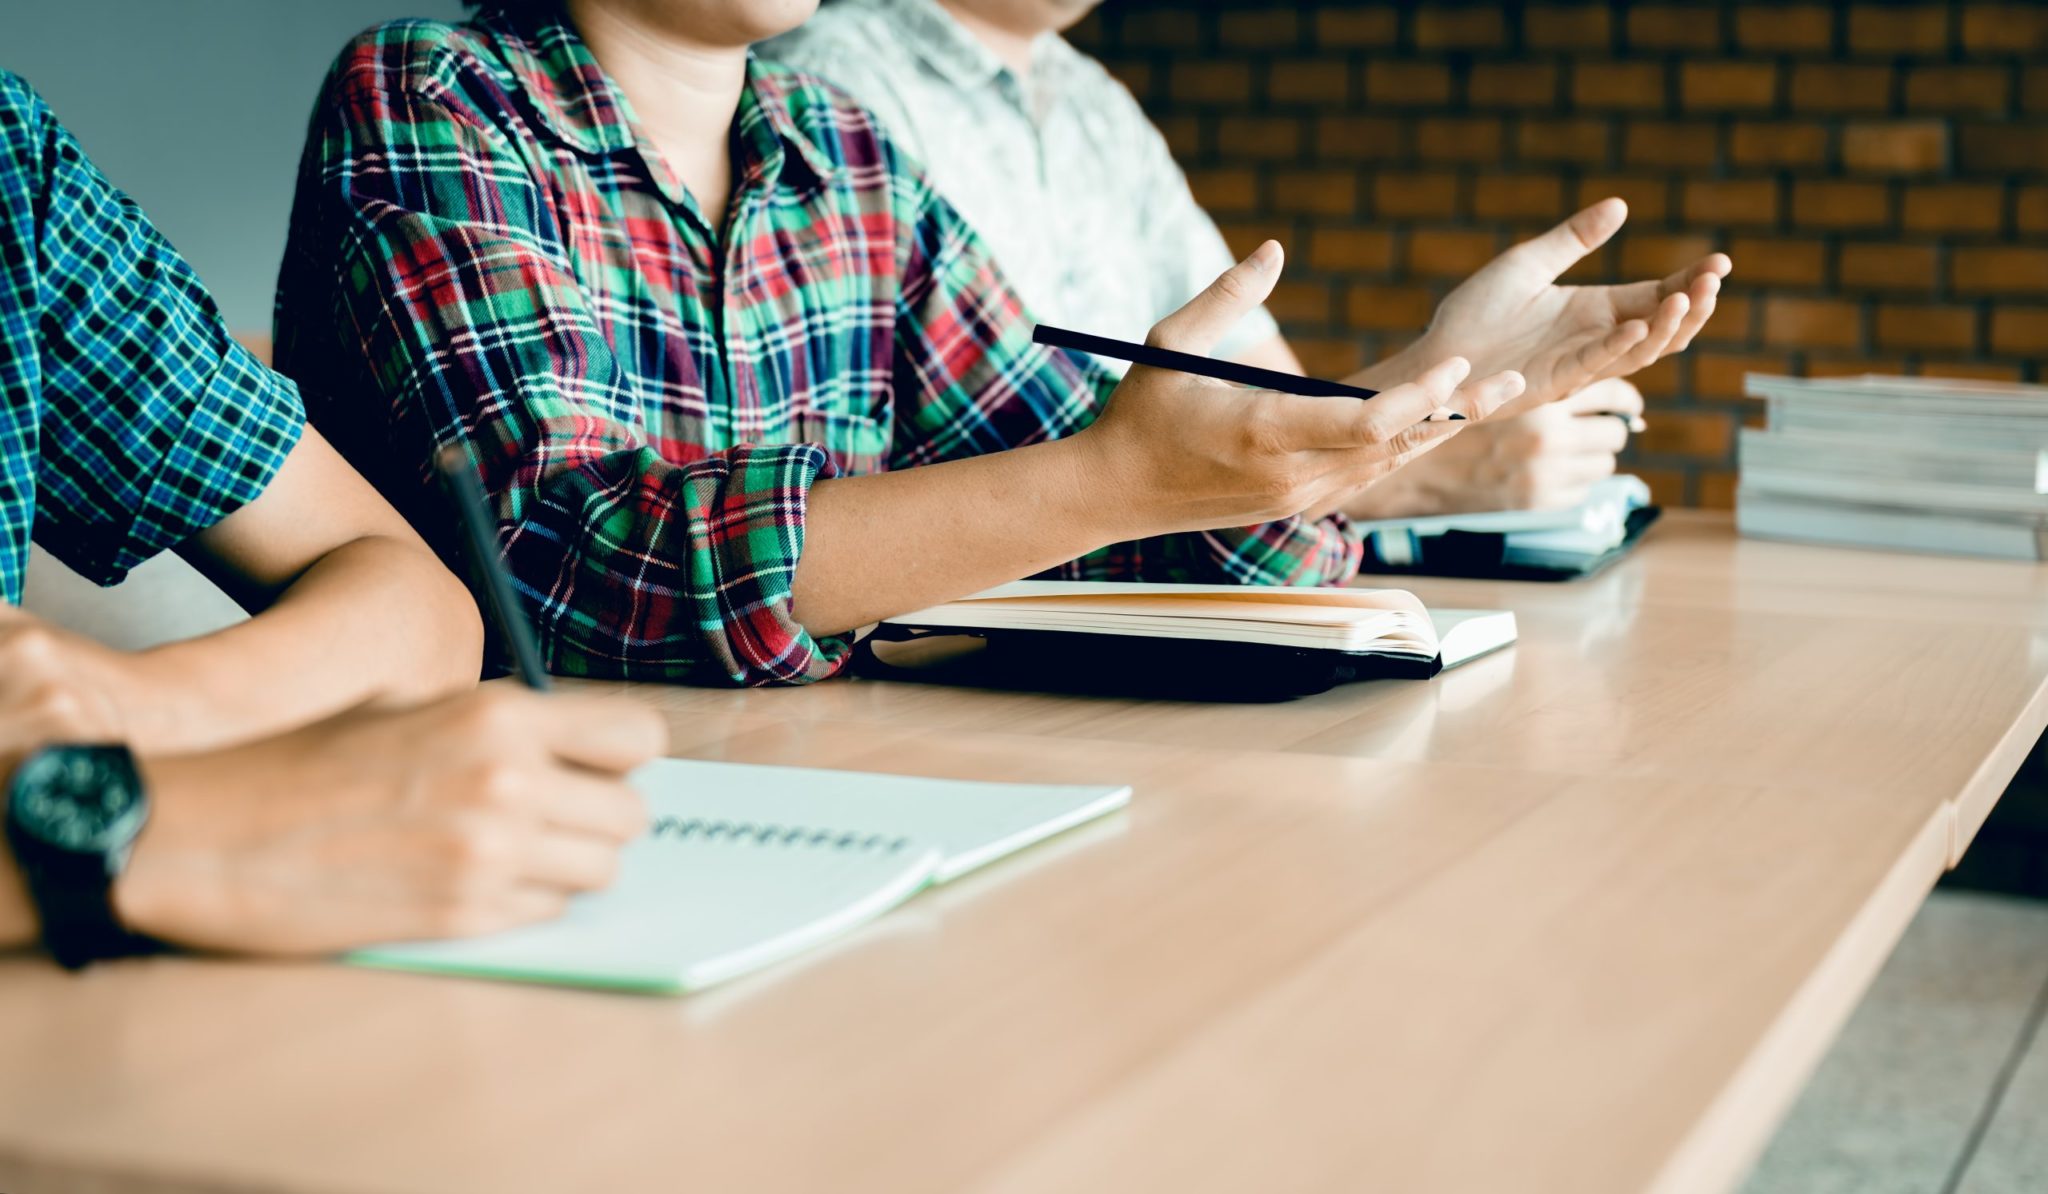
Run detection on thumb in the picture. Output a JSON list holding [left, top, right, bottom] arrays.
[[1512, 197, 1628, 281], [1146, 240, 1282, 355]]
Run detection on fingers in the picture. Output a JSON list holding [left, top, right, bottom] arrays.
[[539, 771, 649, 843], [517, 830, 627, 894], [1601, 290, 1691, 383], [1555, 412, 1630, 455], [534, 693, 670, 774], [1146, 240, 1284, 356], [1666, 269, 1723, 354], [1357, 356, 1476, 442], [1511, 197, 1629, 281]]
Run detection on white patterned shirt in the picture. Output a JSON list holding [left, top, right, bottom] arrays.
[[762, 0, 1280, 374]]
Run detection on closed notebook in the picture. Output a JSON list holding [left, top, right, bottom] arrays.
[[1350, 475, 1660, 581], [864, 581, 1516, 701], [350, 759, 1131, 994]]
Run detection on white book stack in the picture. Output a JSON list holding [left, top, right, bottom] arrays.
[[1738, 374, 2048, 561]]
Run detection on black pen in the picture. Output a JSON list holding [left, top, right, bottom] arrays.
[[1033, 324, 1465, 420], [438, 444, 552, 691]]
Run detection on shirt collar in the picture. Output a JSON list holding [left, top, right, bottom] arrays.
[[471, 8, 839, 188], [875, 0, 1083, 109]]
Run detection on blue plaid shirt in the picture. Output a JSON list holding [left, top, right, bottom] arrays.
[[0, 72, 302, 605]]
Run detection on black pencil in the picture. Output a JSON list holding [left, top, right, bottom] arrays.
[[437, 445, 553, 691], [1037, 323, 1478, 427]]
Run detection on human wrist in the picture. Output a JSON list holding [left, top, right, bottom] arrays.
[[108, 752, 234, 945], [1057, 425, 1162, 544]]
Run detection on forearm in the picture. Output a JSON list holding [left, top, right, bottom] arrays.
[[128, 536, 483, 753], [792, 436, 1130, 635], [0, 849, 31, 949]]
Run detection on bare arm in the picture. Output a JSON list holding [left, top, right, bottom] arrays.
[[131, 428, 483, 752]]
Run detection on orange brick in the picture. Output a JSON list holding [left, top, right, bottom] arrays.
[[1847, 5, 1951, 55], [1698, 293, 1756, 344], [1952, 247, 2048, 295], [1632, 355, 1685, 398], [1622, 234, 1719, 278], [1266, 59, 1353, 106], [1365, 62, 1453, 108], [1347, 284, 1439, 331], [1217, 116, 1304, 161], [1266, 279, 1336, 325], [1578, 176, 1670, 223], [1695, 352, 1795, 400], [1218, 8, 1301, 49], [1682, 62, 1779, 111], [1792, 181, 1892, 230], [1961, 4, 2048, 53], [1290, 337, 1368, 377], [1373, 171, 1463, 219], [1413, 117, 1505, 164], [1099, 59, 1154, 101], [1841, 121, 1949, 174], [1469, 63, 1561, 109], [1414, 7, 1505, 48], [1919, 360, 2025, 382], [1874, 304, 1979, 352], [1270, 169, 1361, 217], [1838, 243, 1940, 291], [1697, 471, 1739, 510], [1726, 237, 1828, 288], [1307, 228, 1396, 273], [1116, 10, 1200, 50], [1624, 120, 1720, 168], [1574, 61, 1668, 110], [1314, 9, 1398, 47], [1526, 4, 1614, 50], [1518, 117, 1612, 164], [1958, 125, 2048, 173], [1900, 183, 2006, 234], [1156, 116, 1202, 159], [1735, 5, 1835, 52], [1991, 307, 2048, 353], [1187, 168, 1258, 215], [1406, 229, 1501, 278], [1683, 179, 1781, 226], [1638, 410, 1734, 459], [1807, 355, 1908, 379], [1764, 296, 1864, 350], [1215, 220, 1297, 263], [2027, 66, 2048, 113], [1560, 244, 1616, 284], [1629, 467, 1691, 507], [1472, 174, 1566, 220], [1729, 122, 1829, 167], [1313, 116, 1405, 162], [1170, 62, 1254, 105], [1790, 64, 1894, 113], [2018, 185, 2048, 234], [1627, 4, 1724, 50], [1904, 66, 2014, 115]]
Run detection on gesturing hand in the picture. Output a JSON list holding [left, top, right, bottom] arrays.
[[1400, 199, 1730, 414], [1082, 240, 1527, 538]]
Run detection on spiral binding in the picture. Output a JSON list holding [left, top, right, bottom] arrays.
[[650, 817, 913, 854]]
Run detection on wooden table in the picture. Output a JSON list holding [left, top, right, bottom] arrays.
[[5, 512, 2047, 1194]]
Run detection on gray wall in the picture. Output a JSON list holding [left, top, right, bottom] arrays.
[[1, 0, 464, 331]]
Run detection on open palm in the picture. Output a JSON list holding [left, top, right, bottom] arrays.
[[1414, 199, 1730, 414]]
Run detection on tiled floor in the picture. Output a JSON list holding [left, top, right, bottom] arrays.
[[1740, 891, 2048, 1194]]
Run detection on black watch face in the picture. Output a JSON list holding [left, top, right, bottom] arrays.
[[10, 747, 146, 853]]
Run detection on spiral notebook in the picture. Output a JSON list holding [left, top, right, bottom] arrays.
[[349, 759, 1131, 994]]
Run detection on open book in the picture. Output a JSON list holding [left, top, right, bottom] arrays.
[[866, 581, 1516, 700], [350, 759, 1130, 994]]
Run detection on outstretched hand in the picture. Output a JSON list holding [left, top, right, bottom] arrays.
[[1384, 199, 1729, 414]]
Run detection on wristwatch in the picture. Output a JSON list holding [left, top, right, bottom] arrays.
[[4, 745, 161, 970]]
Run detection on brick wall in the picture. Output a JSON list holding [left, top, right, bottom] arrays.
[[1066, 2, 2048, 508]]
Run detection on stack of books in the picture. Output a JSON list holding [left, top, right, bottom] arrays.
[[1738, 374, 2048, 561]]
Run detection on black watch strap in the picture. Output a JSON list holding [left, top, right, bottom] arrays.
[[5, 745, 163, 971]]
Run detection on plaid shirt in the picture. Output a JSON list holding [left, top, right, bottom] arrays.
[[0, 73, 301, 606], [275, 12, 1362, 687]]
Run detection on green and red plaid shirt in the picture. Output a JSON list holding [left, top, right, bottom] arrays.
[[275, 10, 1362, 686]]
